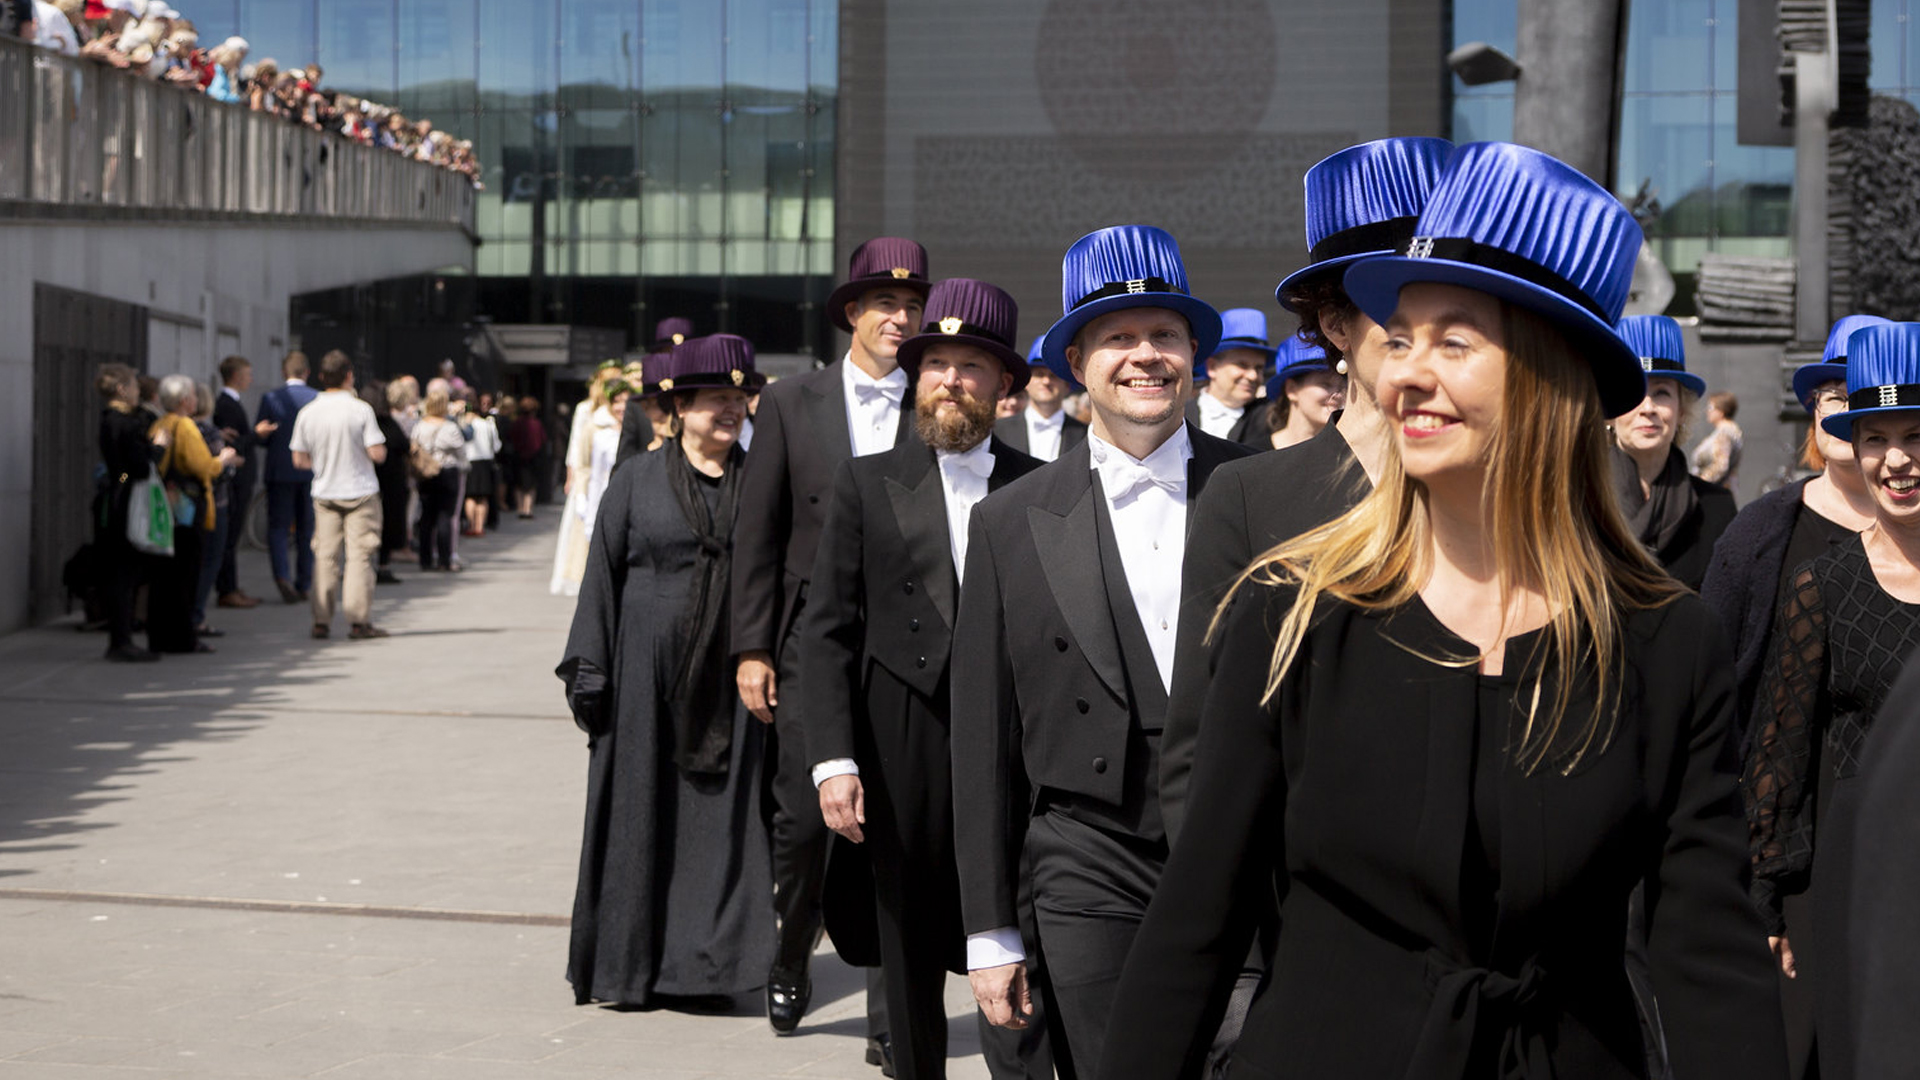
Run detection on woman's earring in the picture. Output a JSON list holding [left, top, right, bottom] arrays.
[[1335, 358, 1348, 376]]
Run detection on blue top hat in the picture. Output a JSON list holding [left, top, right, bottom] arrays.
[[1038, 225, 1222, 382], [1265, 336, 1334, 401], [1821, 322, 1920, 439], [1794, 314, 1893, 408], [1198, 308, 1278, 382], [897, 278, 1030, 393], [1342, 142, 1647, 418], [1615, 315, 1705, 398], [1276, 137, 1455, 312]]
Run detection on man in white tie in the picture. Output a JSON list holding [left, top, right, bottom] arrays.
[[994, 338, 1088, 463], [950, 227, 1254, 1071], [732, 238, 930, 1053], [801, 279, 1050, 1080]]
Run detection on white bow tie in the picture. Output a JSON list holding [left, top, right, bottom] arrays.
[[939, 443, 995, 480], [854, 381, 903, 406], [1095, 451, 1182, 506]]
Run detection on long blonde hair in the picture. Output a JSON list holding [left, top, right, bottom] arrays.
[[1218, 303, 1684, 774]]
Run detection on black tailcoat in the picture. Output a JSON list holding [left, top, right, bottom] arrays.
[[1183, 397, 1272, 449], [1161, 421, 1366, 843], [993, 411, 1088, 458], [949, 428, 1252, 941]]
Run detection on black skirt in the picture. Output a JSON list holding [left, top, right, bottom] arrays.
[[465, 459, 496, 498]]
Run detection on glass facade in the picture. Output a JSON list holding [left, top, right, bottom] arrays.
[[191, 0, 838, 355], [1450, 0, 1796, 311]]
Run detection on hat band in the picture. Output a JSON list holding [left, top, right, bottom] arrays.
[[920, 317, 1011, 349], [1639, 357, 1684, 373], [1403, 237, 1610, 322], [1847, 383, 1920, 411], [1219, 336, 1270, 347], [1071, 276, 1186, 311], [1309, 215, 1419, 264]]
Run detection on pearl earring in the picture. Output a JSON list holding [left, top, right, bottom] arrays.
[[1335, 358, 1348, 375]]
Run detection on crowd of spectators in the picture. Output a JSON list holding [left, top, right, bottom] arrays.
[[2, 0, 482, 187], [83, 349, 549, 661]]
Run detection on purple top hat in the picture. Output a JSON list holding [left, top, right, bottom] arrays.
[[898, 278, 1030, 394], [1821, 322, 1920, 440], [1277, 137, 1454, 312], [1342, 142, 1647, 418], [1794, 314, 1893, 409], [1038, 225, 1222, 382], [653, 334, 764, 396], [1615, 315, 1705, 397], [825, 237, 932, 332], [651, 316, 694, 353]]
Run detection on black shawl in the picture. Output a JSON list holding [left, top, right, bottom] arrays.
[[660, 443, 745, 776]]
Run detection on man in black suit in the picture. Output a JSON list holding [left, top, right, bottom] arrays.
[[731, 238, 930, 1056], [992, 340, 1086, 463], [805, 279, 1052, 1080], [1183, 307, 1277, 449], [211, 355, 262, 609], [951, 225, 1252, 1072]]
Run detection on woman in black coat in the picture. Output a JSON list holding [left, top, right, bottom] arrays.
[[364, 381, 412, 585], [1096, 143, 1784, 1080], [95, 364, 165, 663], [555, 335, 773, 1009]]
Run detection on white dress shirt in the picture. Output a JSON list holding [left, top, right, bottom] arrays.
[[967, 424, 1196, 972], [222, 385, 242, 403], [1195, 392, 1245, 440], [842, 353, 907, 458], [1023, 406, 1067, 462]]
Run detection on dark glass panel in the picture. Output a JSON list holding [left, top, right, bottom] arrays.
[[398, 0, 476, 114], [1710, 94, 1794, 236], [478, 0, 557, 106], [317, 0, 396, 100], [558, 0, 641, 111], [238, 0, 315, 73], [1617, 94, 1714, 237]]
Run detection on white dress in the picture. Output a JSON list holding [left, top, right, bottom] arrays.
[[548, 400, 603, 597], [582, 415, 621, 533]]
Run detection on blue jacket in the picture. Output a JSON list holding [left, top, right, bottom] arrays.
[[257, 381, 319, 483]]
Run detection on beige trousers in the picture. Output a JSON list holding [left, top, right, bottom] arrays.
[[311, 494, 383, 628]]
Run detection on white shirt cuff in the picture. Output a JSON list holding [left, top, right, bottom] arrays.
[[966, 927, 1026, 970], [811, 759, 859, 788]]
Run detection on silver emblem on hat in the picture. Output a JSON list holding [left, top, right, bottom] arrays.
[[1641, 358, 1654, 372], [1881, 384, 1900, 407], [1407, 237, 1436, 259], [1125, 279, 1147, 294]]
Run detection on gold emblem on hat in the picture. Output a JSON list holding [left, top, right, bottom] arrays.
[[731, 369, 745, 386], [891, 268, 911, 279], [658, 377, 674, 391], [940, 316, 963, 335], [671, 333, 685, 345]]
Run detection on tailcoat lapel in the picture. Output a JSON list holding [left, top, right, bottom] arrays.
[[1028, 442, 1128, 700], [883, 439, 958, 631], [801, 360, 854, 462]]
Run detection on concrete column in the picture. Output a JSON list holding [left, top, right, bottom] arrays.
[[1513, 0, 1626, 185], [1793, 50, 1834, 342]]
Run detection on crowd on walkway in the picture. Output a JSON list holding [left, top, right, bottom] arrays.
[[549, 138, 1920, 1080], [86, 348, 550, 660], [2, 0, 481, 186]]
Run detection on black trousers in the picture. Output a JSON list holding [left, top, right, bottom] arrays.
[[1023, 810, 1165, 1074], [378, 478, 409, 567], [146, 526, 201, 654], [215, 462, 254, 595], [102, 533, 143, 651], [765, 614, 886, 1037], [416, 472, 458, 570]]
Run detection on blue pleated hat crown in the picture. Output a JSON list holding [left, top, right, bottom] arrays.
[[1793, 314, 1893, 408], [1342, 142, 1648, 417], [1821, 322, 1920, 439], [897, 278, 1030, 393], [1038, 225, 1222, 382], [654, 334, 763, 395], [1266, 336, 1333, 400], [1197, 308, 1278, 381], [1276, 137, 1455, 312], [1615, 315, 1704, 398]]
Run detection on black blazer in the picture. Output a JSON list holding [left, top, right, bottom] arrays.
[[730, 359, 914, 659], [1160, 421, 1367, 843], [1183, 396, 1271, 449], [1853, 645, 1920, 1078], [1659, 476, 1739, 591], [993, 410, 1088, 459], [211, 389, 255, 460], [950, 429, 1253, 938], [1698, 478, 1812, 733], [613, 403, 653, 468], [1099, 586, 1788, 1080]]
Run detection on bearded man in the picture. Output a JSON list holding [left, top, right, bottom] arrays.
[[800, 279, 1049, 1080]]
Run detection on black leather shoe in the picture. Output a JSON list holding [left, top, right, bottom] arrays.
[[866, 1034, 895, 1077], [765, 968, 810, 1035]]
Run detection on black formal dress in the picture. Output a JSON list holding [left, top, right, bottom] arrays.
[[211, 388, 256, 596], [1161, 420, 1365, 844], [802, 433, 1046, 1080], [557, 446, 774, 1007], [729, 358, 905, 1024], [1100, 583, 1786, 1079], [1850, 644, 1920, 1079], [1183, 398, 1271, 449], [97, 404, 162, 652], [951, 429, 1253, 1074], [1745, 535, 1920, 1080], [992, 411, 1087, 460]]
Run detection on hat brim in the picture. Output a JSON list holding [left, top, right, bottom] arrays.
[[651, 373, 765, 397], [896, 334, 1031, 395], [1276, 251, 1382, 312], [1821, 404, 1920, 441], [1039, 294, 1223, 384], [1343, 256, 1645, 418], [1643, 370, 1707, 399], [826, 276, 933, 333], [1793, 363, 1848, 409]]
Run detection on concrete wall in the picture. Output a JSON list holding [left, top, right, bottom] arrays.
[[1, 217, 473, 634]]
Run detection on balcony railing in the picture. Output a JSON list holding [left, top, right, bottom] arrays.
[[0, 34, 473, 229]]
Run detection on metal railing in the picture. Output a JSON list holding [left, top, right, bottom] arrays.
[[0, 34, 473, 228]]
